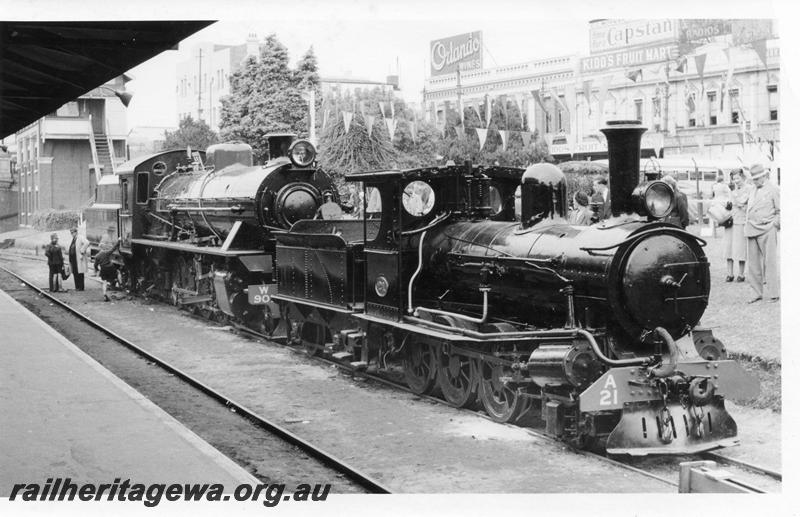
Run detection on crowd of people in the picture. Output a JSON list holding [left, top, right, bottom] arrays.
[[566, 163, 780, 303]]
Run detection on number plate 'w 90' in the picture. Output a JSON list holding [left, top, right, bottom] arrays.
[[248, 284, 277, 305]]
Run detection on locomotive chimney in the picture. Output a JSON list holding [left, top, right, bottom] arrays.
[[600, 120, 647, 217]]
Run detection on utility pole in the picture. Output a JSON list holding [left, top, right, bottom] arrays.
[[197, 48, 203, 121]]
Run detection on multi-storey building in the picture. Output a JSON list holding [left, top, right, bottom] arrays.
[[14, 77, 128, 227], [423, 20, 779, 168], [175, 34, 260, 130]]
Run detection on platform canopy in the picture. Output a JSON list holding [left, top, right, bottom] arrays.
[[0, 21, 214, 139]]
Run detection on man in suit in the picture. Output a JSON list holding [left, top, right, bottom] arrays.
[[590, 177, 611, 221], [744, 163, 780, 303]]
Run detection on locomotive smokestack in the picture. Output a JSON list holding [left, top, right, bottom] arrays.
[[600, 121, 647, 217]]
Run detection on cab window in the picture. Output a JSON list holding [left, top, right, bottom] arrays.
[[136, 172, 149, 204]]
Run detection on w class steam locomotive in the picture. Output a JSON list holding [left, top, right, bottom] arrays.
[[272, 121, 759, 455], [102, 134, 337, 331]]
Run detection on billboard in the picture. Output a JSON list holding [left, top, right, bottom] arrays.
[[590, 19, 677, 54], [580, 42, 678, 74], [430, 31, 483, 77]]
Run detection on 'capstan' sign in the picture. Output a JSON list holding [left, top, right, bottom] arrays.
[[590, 19, 677, 54], [430, 31, 483, 77]]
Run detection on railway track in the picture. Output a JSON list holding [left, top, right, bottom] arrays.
[[0, 255, 780, 492], [0, 263, 391, 495]]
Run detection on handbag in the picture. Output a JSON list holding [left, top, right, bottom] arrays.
[[707, 203, 733, 226], [62, 263, 71, 280]]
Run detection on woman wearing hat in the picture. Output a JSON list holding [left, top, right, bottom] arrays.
[[744, 164, 780, 303], [729, 169, 752, 282]]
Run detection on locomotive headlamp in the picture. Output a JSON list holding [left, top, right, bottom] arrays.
[[631, 180, 675, 219], [288, 140, 316, 168]]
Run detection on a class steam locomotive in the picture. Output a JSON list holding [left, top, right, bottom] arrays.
[[94, 122, 758, 455]]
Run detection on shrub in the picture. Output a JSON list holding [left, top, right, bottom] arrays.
[[31, 209, 81, 231]]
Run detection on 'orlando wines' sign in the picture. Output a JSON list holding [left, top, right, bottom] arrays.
[[430, 31, 483, 77]]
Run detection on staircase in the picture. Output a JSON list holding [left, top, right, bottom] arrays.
[[93, 132, 113, 174]]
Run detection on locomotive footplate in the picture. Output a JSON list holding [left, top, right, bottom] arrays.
[[604, 400, 739, 456]]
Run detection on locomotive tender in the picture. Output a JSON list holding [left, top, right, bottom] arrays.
[[97, 122, 758, 455]]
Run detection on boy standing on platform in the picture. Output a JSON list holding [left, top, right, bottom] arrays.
[[44, 233, 65, 292]]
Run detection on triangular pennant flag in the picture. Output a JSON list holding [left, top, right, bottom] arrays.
[[499, 95, 509, 123], [342, 111, 353, 133], [484, 94, 493, 128], [626, 69, 642, 82], [454, 124, 465, 140], [520, 131, 532, 147], [513, 93, 524, 117], [531, 89, 547, 112], [471, 99, 483, 126], [582, 80, 593, 115], [385, 118, 396, 141], [752, 39, 768, 68], [366, 115, 376, 137], [598, 75, 612, 118], [475, 127, 488, 151], [378, 102, 387, 118], [498, 130, 508, 151], [694, 54, 707, 82]]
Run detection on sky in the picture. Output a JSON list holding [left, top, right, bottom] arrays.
[[123, 18, 590, 128]]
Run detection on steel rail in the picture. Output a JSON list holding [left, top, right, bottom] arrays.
[[701, 451, 782, 481], [2, 255, 778, 490], [0, 264, 392, 495], [230, 326, 679, 488]]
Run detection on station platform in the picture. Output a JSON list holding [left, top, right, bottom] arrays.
[[0, 287, 259, 496]]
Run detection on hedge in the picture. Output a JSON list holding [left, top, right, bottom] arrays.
[[31, 209, 81, 231]]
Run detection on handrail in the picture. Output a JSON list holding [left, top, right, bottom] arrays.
[[88, 114, 101, 183]]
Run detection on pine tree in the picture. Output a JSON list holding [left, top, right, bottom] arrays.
[[218, 34, 316, 163]]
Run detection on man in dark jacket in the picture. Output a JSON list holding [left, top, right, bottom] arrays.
[[44, 233, 65, 292], [590, 177, 611, 221], [662, 175, 690, 229]]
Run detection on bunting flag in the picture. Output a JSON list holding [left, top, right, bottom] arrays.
[[385, 117, 396, 141], [378, 102, 387, 118], [498, 130, 508, 151], [365, 115, 376, 137], [694, 54, 707, 82], [454, 124, 465, 140], [626, 69, 643, 82], [582, 79, 593, 115], [342, 111, 353, 133], [598, 75, 613, 118], [475, 127, 488, 150], [520, 131, 532, 147], [531, 89, 546, 113], [513, 93, 524, 118], [752, 39, 768, 68], [484, 94, 493, 127], [471, 99, 483, 126]]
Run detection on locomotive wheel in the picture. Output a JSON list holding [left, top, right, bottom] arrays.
[[437, 348, 478, 408], [402, 340, 437, 395], [478, 358, 529, 423]]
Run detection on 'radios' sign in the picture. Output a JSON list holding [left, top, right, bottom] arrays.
[[430, 31, 483, 77]]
